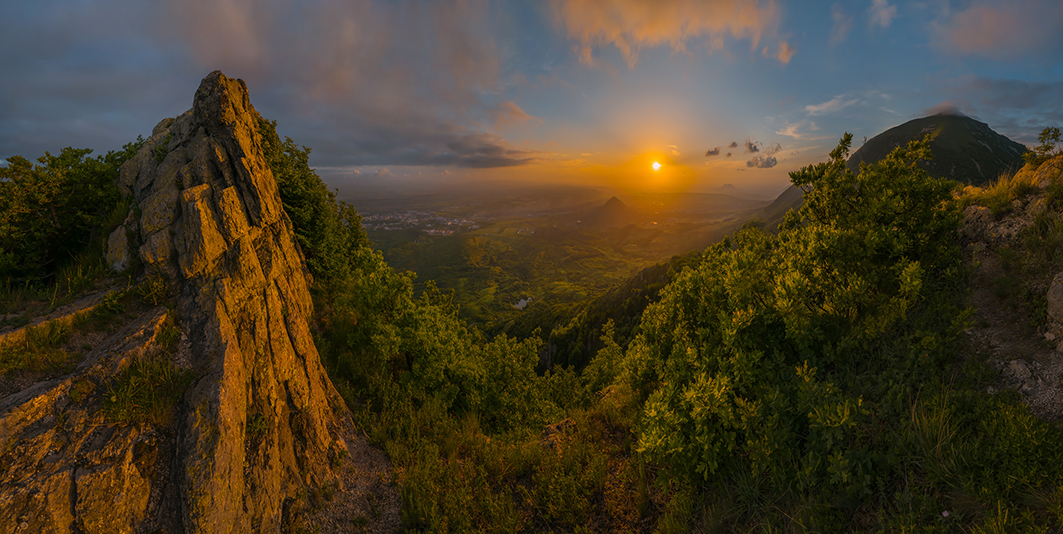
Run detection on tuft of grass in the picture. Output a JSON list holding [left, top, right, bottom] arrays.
[[102, 356, 193, 427], [153, 133, 172, 164], [0, 320, 77, 375], [137, 273, 169, 306], [960, 168, 1041, 217], [247, 412, 269, 437], [69, 378, 95, 403], [157, 314, 181, 352]]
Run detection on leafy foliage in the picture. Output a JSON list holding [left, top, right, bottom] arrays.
[[1024, 126, 1061, 167], [629, 134, 964, 500], [257, 118, 366, 284], [0, 138, 143, 283]]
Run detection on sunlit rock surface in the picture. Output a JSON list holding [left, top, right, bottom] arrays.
[[0, 71, 393, 533]]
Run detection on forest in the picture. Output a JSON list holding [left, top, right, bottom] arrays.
[[3, 117, 1063, 533]]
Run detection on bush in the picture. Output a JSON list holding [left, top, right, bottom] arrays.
[[629, 133, 962, 496], [0, 138, 142, 284]]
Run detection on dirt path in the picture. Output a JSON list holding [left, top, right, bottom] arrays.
[[964, 238, 1063, 422]]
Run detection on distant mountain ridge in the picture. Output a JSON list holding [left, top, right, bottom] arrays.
[[847, 113, 1027, 186], [583, 196, 639, 227], [754, 114, 1029, 230]]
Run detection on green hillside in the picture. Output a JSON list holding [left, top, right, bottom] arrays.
[[848, 113, 1027, 185]]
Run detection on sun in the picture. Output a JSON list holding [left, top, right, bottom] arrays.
[[652, 161, 662, 171]]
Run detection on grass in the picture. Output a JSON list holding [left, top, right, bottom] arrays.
[[102, 354, 193, 427], [960, 167, 1042, 217], [0, 320, 77, 375]]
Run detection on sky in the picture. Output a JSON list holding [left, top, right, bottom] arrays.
[[2, 0, 1062, 199]]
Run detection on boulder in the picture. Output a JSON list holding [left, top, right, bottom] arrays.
[[959, 205, 993, 243], [1049, 272, 1063, 325]]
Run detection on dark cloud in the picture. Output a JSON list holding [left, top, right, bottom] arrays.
[[0, 0, 538, 171], [705, 147, 720, 156], [744, 141, 780, 168], [932, 1, 1063, 62], [944, 77, 1063, 144], [746, 155, 778, 168], [728, 141, 738, 148], [725, 152, 732, 157]]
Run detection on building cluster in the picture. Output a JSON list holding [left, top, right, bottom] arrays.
[[362, 210, 479, 235]]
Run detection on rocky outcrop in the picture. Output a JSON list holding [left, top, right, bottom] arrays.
[[0, 72, 388, 533], [962, 154, 1063, 422]]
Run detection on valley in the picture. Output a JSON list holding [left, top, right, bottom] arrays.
[[349, 185, 770, 331]]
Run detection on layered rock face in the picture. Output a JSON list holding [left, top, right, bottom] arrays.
[[0, 71, 356, 533]]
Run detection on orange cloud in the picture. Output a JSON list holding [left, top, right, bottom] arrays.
[[934, 1, 1063, 60], [764, 40, 794, 63], [550, 0, 786, 68], [491, 101, 542, 128], [829, 4, 852, 46]]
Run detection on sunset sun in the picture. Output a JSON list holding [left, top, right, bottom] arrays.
[[652, 161, 662, 171]]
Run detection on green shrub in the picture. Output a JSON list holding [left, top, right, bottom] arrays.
[[0, 138, 142, 284]]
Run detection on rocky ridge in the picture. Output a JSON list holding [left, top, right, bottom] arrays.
[[960, 155, 1063, 421], [0, 72, 398, 533]]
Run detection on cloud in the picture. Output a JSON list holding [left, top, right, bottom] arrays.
[[746, 154, 777, 168], [667, 144, 680, 155], [726, 152, 732, 157], [932, 1, 1063, 61], [550, 0, 788, 68], [0, 0, 542, 171], [743, 140, 780, 166], [921, 101, 967, 117], [776, 121, 818, 139], [830, 4, 852, 46], [941, 76, 1063, 144], [728, 141, 738, 148], [805, 95, 859, 115], [705, 147, 720, 156], [869, 0, 897, 28], [762, 40, 795, 63], [748, 137, 773, 154], [491, 101, 542, 128]]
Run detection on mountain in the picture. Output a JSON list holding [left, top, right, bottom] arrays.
[[847, 113, 1028, 185], [0, 72, 396, 532], [582, 195, 640, 227], [753, 114, 1028, 231]]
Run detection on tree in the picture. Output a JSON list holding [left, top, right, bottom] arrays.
[[0, 138, 143, 282], [1023, 126, 1061, 167]]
